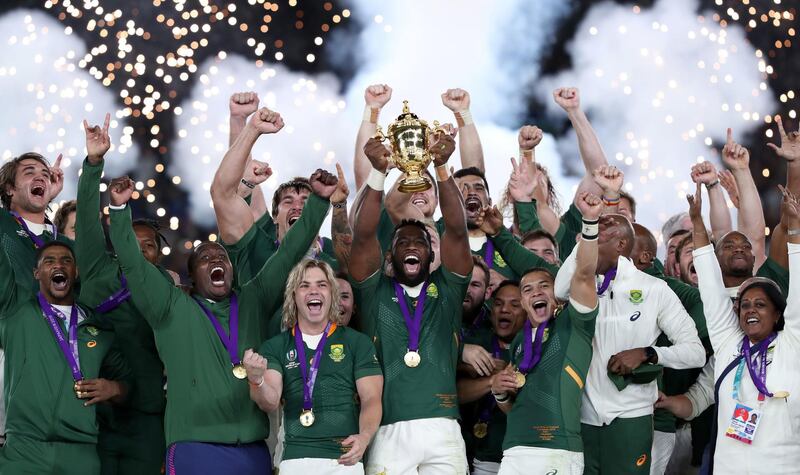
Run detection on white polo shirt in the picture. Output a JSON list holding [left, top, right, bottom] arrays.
[[555, 243, 705, 426]]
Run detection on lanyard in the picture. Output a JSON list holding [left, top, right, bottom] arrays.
[[38, 293, 82, 381], [596, 268, 617, 295], [294, 322, 333, 412], [477, 336, 504, 423], [393, 280, 429, 353], [483, 241, 494, 269], [519, 319, 549, 374], [732, 333, 777, 401], [193, 293, 242, 369], [10, 211, 56, 249], [94, 273, 132, 314]]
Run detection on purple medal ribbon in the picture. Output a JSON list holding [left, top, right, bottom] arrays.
[[483, 241, 494, 269], [393, 280, 429, 353], [519, 319, 549, 374], [193, 293, 242, 369], [596, 267, 617, 295], [741, 332, 777, 398], [294, 321, 333, 412], [37, 292, 82, 381], [10, 211, 56, 249], [478, 336, 504, 423], [94, 274, 131, 314]]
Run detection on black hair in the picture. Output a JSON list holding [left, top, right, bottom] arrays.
[[491, 279, 520, 299], [271, 177, 312, 218], [186, 241, 226, 276], [520, 266, 557, 282], [521, 229, 559, 252], [453, 166, 490, 194], [737, 277, 786, 332], [619, 190, 637, 218], [132, 218, 168, 248], [53, 200, 77, 234], [35, 241, 75, 265], [391, 219, 432, 247]]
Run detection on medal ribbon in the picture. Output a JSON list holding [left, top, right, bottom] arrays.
[[10, 211, 56, 249], [519, 319, 549, 374], [596, 267, 617, 295], [193, 293, 241, 369], [478, 335, 504, 424], [94, 274, 131, 314], [37, 292, 82, 381], [483, 241, 494, 269], [295, 321, 333, 412], [393, 280, 429, 353], [734, 333, 777, 400]]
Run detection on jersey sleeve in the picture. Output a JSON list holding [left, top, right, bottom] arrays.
[[351, 330, 382, 379], [515, 201, 541, 235], [692, 243, 742, 354], [555, 204, 582, 262], [491, 227, 559, 278], [756, 256, 789, 297], [782, 242, 800, 345], [565, 298, 599, 339], [653, 281, 706, 370], [350, 270, 382, 337], [75, 159, 115, 284], [224, 216, 277, 287]]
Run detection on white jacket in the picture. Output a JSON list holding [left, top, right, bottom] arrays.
[[555, 244, 706, 426], [693, 243, 800, 474]]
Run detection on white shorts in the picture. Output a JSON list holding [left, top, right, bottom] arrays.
[[497, 446, 583, 475], [471, 459, 499, 475], [365, 417, 467, 475], [279, 458, 363, 474], [650, 430, 677, 475]]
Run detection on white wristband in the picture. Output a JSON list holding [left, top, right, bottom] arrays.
[[366, 168, 386, 191], [363, 105, 379, 124], [454, 109, 473, 126], [108, 203, 127, 211], [581, 219, 599, 240]]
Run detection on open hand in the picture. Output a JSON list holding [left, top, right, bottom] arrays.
[[338, 432, 370, 466], [508, 157, 535, 202], [767, 115, 800, 164], [75, 378, 124, 406], [476, 205, 504, 236], [717, 169, 739, 208], [607, 348, 648, 375]]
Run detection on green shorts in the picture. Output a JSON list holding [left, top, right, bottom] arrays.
[[582, 415, 653, 475]]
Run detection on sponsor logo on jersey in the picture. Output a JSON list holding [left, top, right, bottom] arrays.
[[636, 454, 647, 467], [629, 290, 643, 304], [16, 229, 28, 239], [630, 311, 641, 321], [329, 344, 345, 362], [87, 340, 97, 348]]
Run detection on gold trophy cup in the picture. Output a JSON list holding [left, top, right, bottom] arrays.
[[375, 100, 446, 193]]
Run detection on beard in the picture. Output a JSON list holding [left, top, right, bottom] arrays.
[[390, 254, 432, 286]]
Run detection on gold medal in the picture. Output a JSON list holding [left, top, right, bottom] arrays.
[[473, 422, 488, 439], [74, 381, 82, 399], [232, 364, 247, 380], [299, 409, 315, 427], [404, 350, 421, 368], [514, 370, 526, 388], [773, 390, 790, 399]]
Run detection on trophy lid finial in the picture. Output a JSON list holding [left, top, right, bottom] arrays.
[[402, 100, 410, 114]]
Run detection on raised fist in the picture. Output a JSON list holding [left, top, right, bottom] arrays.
[[429, 129, 457, 167], [690, 161, 718, 186], [242, 348, 267, 384], [364, 84, 392, 109], [441, 88, 470, 112], [721, 128, 749, 170], [363, 137, 391, 173], [309, 168, 339, 200], [243, 159, 272, 186], [248, 107, 284, 135], [553, 87, 580, 112], [229, 92, 259, 118], [518, 125, 543, 150], [576, 191, 603, 221], [592, 165, 623, 195], [109, 176, 135, 206]]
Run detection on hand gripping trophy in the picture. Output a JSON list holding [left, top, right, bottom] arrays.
[[375, 100, 447, 193]]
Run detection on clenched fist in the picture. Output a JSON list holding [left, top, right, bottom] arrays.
[[518, 125, 543, 150]]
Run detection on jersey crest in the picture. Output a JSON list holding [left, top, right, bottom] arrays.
[[493, 250, 507, 268], [629, 289, 643, 304], [426, 283, 439, 298], [329, 344, 345, 362]]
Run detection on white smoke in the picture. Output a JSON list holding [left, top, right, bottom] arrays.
[[0, 9, 139, 204], [536, 0, 774, 240]]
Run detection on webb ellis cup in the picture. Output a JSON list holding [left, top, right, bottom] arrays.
[[375, 100, 446, 193]]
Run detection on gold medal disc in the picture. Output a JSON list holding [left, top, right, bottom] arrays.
[[404, 350, 421, 368], [299, 409, 315, 427], [232, 364, 247, 379], [774, 390, 790, 399], [473, 422, 488, 439], [74, 381, 82, 399], [514, 370, 526, 388]]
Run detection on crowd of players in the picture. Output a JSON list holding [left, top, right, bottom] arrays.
[[0, 84, 797, 475]]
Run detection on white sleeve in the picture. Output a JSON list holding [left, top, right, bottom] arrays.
[[783, 242, 800, 345], [555, 242, 579, 300], [686, 356, 715, 420], [692, 244, 742, 353], [653, 281, 706, 369]]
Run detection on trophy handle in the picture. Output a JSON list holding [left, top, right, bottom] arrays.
[[429, 120, 450, 138], [374, 125, 387, 142]]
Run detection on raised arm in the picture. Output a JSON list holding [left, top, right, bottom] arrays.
[[242, 348, 282, 413], [780, 186, 800, 341], [691, 161, 732, 240], [350, 138, 391, 281], [722, 128, 766, 268], [591, 165, 624, 216], [76, 114, 112, 280], [517, 126, 560, 235], [554, 87, 606, 198], [330, 163, 352, 274], [211, 107, 284, 245], [571, 192, 601, 310], [354, 85, 392, 189], [430, 131, 472, 276], [687, 184, 741, 352], [768, 115, 800, 196], [442, 88, 484, 172], [107, 177, 178, 327]]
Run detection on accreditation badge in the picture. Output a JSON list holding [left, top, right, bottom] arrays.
[[724, 403, 762, 445]]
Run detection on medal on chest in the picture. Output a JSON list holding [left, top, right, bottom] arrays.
[[393, 280, 429, 368]]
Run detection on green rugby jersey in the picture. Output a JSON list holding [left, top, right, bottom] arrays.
[[503, 303, 597, 452], [463, 327, 511, 463], [756, 256, 789, 296], [351, 266, 469, 425], [109, 193, 329, 446], [224, 212, 338, 286], [261, 325, 381, 460]]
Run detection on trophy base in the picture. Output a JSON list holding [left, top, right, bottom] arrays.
[[398, 177, 432, 193]]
